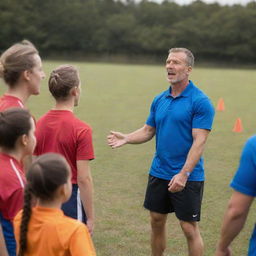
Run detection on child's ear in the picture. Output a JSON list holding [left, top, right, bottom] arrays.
[[20, 134, 28, 147], [57, 184, 65, 197], [70, 86, 78, 97], [57, 184, 69, 202], [21, 70, 31, 82]]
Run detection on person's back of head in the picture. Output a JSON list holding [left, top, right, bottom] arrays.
[[0, 40, 39, 87], [18, 153, 71, 256], [0, 108, 32, 150], [48, 65, 80, 102]]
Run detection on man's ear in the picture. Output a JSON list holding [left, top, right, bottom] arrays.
[[187, 66, 192, 75]]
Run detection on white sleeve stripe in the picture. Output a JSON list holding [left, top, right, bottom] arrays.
[[10, 159, 25, 188]]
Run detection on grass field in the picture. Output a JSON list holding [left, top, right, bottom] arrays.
[[1, 61, 256, 255]]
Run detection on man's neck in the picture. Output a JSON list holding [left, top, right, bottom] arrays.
[[170, 80, 190, 97]]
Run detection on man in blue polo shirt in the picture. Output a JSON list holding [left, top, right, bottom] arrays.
[[108, 47, 215, 256], [215, 136, 256, 256]]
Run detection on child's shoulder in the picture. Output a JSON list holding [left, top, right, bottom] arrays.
[[57, 215, 87, 232]]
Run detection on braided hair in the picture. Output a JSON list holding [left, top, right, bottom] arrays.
[[18, 153, 70, 256]]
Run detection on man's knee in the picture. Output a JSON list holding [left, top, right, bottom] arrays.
[[180, 221, 200, 240], [150, 212, 167, 230]]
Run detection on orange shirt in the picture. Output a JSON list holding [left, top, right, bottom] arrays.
[[13, 206, 96, 256]]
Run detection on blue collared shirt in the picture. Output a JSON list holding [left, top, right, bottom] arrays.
[[230, 136, 256, 256], [146, 81, 215, 181]]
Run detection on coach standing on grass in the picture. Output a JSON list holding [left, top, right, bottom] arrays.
[[107, 48, 215, 256]]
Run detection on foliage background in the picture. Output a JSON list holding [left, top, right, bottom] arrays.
[[0, 0, 256, 63]]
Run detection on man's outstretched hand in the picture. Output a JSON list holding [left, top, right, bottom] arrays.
[[107, 131, 128, 149]]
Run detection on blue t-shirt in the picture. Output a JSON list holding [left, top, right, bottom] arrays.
[[146, 81, 215, 181], [230, 136, 256, 256]]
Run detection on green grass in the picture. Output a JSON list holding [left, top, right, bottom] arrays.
[[1, 61, 256, 255]]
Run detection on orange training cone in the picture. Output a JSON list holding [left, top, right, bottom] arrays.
[[232, 118, 243, 133], [216, 98, 225, 111]]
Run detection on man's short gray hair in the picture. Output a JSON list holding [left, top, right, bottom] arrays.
[[168, 48, 194, 67]]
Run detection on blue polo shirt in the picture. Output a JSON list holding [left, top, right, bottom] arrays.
[[146, 81, 215, 181], [230, 136, 256, 256]]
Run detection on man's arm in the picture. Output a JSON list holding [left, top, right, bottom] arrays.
[[168, 128, 210, 192], [107, 124, 155, 149], [215, 191, 254, 256], [0, 224, 8, 256], [77, 160, 94, 235]]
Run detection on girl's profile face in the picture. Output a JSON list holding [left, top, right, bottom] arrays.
[[24, 117, 37, 156], [27, 54, 45, 95]]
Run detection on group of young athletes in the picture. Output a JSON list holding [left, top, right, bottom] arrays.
[[0, 41, 96, 256]]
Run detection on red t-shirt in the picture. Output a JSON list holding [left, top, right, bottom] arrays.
[[0, 153, 25, 221], [34, 110, 94, 184], [0, 94, 24, 111]]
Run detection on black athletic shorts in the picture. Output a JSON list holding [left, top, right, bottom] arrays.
[[143, 175, 204, 222]]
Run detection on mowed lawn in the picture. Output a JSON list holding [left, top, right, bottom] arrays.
[[1, 61, 256, 255]]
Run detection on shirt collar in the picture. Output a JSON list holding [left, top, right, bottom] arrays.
[[166, 80, 194, 98], [0, 152, 23, 169]]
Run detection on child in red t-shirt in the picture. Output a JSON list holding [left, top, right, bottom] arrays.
[[0, 108, 36, 256], [34, 65, 95, 235], [14, 153, 96, 256]]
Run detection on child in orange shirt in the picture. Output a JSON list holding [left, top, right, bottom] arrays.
[[14, 153, 96, 256]]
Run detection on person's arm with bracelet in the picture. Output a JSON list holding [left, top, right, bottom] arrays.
[[168, 128, 210, 192]]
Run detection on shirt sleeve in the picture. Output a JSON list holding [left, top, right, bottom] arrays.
[[146, 97, 157, 128], [192, 97, 215, 130], [69, 224, 96, 256], [76, 127, 95, 160], [6, 188, 24, 221], [230, 137, 256, 197]]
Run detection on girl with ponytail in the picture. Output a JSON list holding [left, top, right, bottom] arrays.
[[34, 65, 95, 235], [13, 153, 96, 256], [0, 40, 45, 111], [0, 108, 36, 256]]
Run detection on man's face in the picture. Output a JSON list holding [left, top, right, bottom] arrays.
[[165, 52, 192, 85]]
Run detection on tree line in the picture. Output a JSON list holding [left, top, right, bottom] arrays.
[[0, 0, 256, 63]]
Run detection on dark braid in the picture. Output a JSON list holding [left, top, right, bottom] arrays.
[[18, 185, 33, 256]]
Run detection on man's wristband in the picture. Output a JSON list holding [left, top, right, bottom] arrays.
[[185, 172, 191, 177]]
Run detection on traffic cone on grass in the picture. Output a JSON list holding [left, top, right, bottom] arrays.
[[232, 118, 243, 133], [216, 98, 225, 111]]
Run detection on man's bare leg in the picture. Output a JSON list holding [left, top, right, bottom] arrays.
[[180, 221, 203, 256], [150, 211, 168, 256]]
